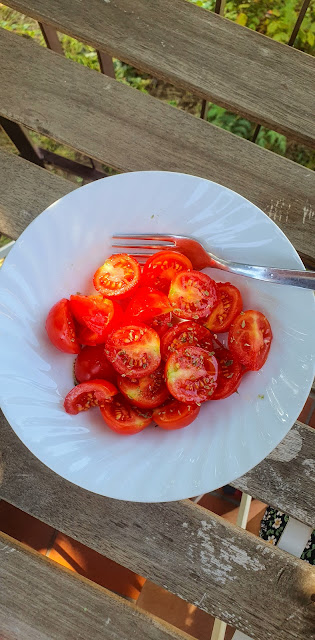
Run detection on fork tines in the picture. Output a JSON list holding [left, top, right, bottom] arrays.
[[112, 234, 175, 261]]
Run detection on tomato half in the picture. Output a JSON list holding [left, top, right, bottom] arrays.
[[93, 254, 140, 298], [124, 287, 171, 325], [149, 312, 173, 338], [117, 364, 169, 409], [161, 321, 214, 361], [46, 298, 80, 354], [74, 344, 116, 384], [165, 346, 218, 403], [70, 295, 123, 338], [228, 310, 272, 371], [64, 379, 118, 415], [204, 282, 243, 333], [105, 324, 161, 378], [153, 399, 200, 430], [211, 346, 243, 400], [76, 325, 109, 346], [100, 394, 152, 435], [142, 251, 193, 294], [168, 270, 218, 320]]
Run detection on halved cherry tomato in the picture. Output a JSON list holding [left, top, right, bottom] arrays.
[[70, 295, 123, 338], [149, 312, 173, 338], [142, 251, 193, 294], [117, 364, 169, 409], [161, 321, 214, 361], [211, 346, 243, 400], [165, 346, 218, 403], [93, 254, 140, 298], [64, 379, 118, 415], [100, 394, 152, 435], [153, 399, 200, 430], [168, 270, 218, 320], [74, 345, 116, 384], [204, 283, 243, 333], [124, 287, 171, 325], [46, 298, 80, 354], [228, 310, 272, 371], [106, 324, 161, 378]]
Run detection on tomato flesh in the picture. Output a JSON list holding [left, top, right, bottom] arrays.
[[228, 310, 272, 371], [153, 399, 200, 430], [168, 270, 218, 320], [93, 253, 140, 298], [106, 324, 161, 378], [211, 346, 243, 400], [70, 295, 123, 337], [64, 379, 118, 415], [74, 344, 116, 384], [117, 364, 169, 409], [100, 394, 152, 435], [161, 321, 214, 361], [142, 251, 193, 294], [165, 346, 218, 403], [124, 287, 171, 325], [46, 298, 80, 354], [204, 282, 243, 333], [148, 312, 173, 338]]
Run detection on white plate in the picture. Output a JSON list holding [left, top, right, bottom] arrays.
[[0, 171, 314, 502]]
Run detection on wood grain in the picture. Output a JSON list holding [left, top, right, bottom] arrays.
[[0, 414, 314, 640], [0, 150, 76, 239], [232, 422, 315, 527], [0, 531, 191, 640], [5, 0, 315, 146], [0, 29, 314, 261]]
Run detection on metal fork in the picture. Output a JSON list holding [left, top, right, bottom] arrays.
[[112, 234, 315, 290]]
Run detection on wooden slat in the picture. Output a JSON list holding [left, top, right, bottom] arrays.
[[0, 150, 76, 239], [1, 415, 314, 640], [232, 422, 315, 527], [5, 0, 315, 146], [0, 532, 189, 640], [0, 30, 314, 261]]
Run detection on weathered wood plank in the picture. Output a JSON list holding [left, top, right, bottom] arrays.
[[0, 532, 190, 640], [0, 414, 314, 640], [5, 0, 315, 146], [232, 422, 315, 527], [0, 150, 76, 239], [0, 30, 314, 261]]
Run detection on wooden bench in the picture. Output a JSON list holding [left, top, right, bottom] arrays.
[[0, 2, 314, 639]]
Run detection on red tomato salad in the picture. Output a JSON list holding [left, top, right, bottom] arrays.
[[45, 250, 272, 435]]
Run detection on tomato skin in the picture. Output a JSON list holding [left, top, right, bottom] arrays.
[[117, 364, 169, 409], [124, 287, 171, 325], [204, 283, 243, 333], [106, 324, 161, 379], [211, 346, 243, 400], [93, 253, 140, 298], [161, 321, 214, 361], [165, 346, 218, 403], [74, 345, 116, 384], [168, 270, 218, 320], [46, 298, 80, 354], [64, 379, 118, 415], [153, 399, 200, 430], [228, 310, 272, 371], [100, 394, 152, 435], [142, 251, 193, 294]]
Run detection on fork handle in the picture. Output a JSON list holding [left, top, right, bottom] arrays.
[[214, 259, 315, 290]]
